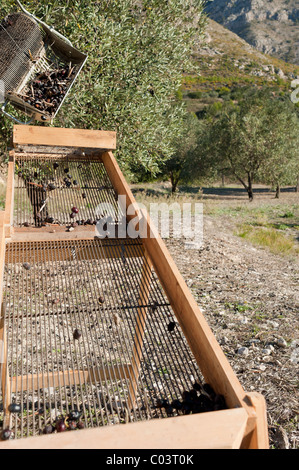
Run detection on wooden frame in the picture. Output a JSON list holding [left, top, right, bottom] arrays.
[[13, 126, 116, 150], [0, 126, 269, 449]]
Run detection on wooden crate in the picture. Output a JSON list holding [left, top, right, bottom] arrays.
[[0, 126, 269, 449]]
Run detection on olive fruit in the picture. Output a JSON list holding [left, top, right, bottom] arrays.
[[68, 420, 77, 430], [167, 321, 176, 332], [8, 403, 21, 413], [73, 329, 82, 340], [23, 222, 30, 227], [53, 162, 59, 170], [82, 193, 87, 199], [98, 296, 105, 304], [48, 183, 56, 191], [43, 424, 54, 434], [1, 428, 13, 440], [68, 410, 82, 421], [23, 262, 31, 271], [64, 168, 69, 174], [73, 180, 78, 185], [55, 419, 66, 432], [46, 217, 55, 224], [70, 213, 76, 219], [77, 421, 85, 429], [71, 207, 79, 214]]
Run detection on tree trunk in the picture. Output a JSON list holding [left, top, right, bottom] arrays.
[[275, 183, 280, 199], [246, 173, 254, 202], [170, 172, 179, 193]]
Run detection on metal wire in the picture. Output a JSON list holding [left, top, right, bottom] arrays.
[[1, 238, 203, 439]]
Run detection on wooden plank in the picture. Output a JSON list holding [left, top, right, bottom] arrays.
[[11, 365, 133, 392], [13, 125, 116, 150], [4, 158, 15, 238], [0, 314, 10, 428], [101, 151, 249, 412], [0, 408, 249, 449]]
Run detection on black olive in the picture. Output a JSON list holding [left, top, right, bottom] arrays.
[[43, 424, 54, 434], [53, 162, 59, 170], [8, 403, 21, 413], [23, 262, 31, 271], [68, 420, 77, 430], [82, 193, 87, 199], [1, 429, 13, 440], [55, 419, 66, 432], [48, 183, 56, 191], [64, 168, 69, 173], [171, 399, 183, 410], [192, 382, 202, 392], [73, 180, 78, 185], [155, 399, 163, 409], [167, 321, 176, 332], [68, 410, 82, 421], [46, 217, 54, 224], [165, 405, 174, 415], [98, 296, 105, 304], [73, 329, 81, 340]]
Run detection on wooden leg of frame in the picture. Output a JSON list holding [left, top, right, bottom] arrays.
[[242, 392, 269, 449], [127, 252, 153, 411], [0, 315, 11, 429]]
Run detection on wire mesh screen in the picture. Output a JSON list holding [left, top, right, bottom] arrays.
[[1, 238, 208, 440], [0, 13, 44, 94], [14, 156, 122, 227], [0, 12, 86, 120]]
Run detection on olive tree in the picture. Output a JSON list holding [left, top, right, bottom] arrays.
[[0, 0, 206, 177], [195, 92, 299, 200]]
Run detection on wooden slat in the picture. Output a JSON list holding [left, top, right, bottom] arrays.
[[4, 158, 15, 238], [13, 126, 116, 150], [10, 365, 133, 392], [0, 408, 249, 449]]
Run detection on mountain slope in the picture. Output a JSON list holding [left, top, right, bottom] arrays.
[[182, 18, 299, 114], [204, 0, 299, 65]]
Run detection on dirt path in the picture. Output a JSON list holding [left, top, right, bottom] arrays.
[[165, 213, 299, 449]]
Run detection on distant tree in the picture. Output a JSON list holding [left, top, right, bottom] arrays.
[[0, 0, 206, 178], [195, 92, 299, 200], [161, 113, 200, 193]]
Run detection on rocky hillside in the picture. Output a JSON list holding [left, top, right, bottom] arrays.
[[182, 18, 299, 115], [205, 0, 299, 65]]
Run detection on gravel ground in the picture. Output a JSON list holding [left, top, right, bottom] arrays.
[[164, 206, 299, 449]]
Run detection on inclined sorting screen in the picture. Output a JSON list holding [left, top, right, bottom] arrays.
[[0, 13, 44, 94], [14, 156, 121, 227], [1, 238, 204, 439]]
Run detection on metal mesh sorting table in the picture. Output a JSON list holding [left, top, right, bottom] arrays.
[[0, 126, 269, 449], [1, 238, 204, 439], [14, 155, 120, 228]]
